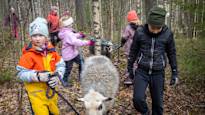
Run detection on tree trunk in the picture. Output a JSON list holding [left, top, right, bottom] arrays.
[[110, 0, 113, 40], [92, 0, 101, 55], [145, 0, 156, 21], [75, 0, 85, 31]]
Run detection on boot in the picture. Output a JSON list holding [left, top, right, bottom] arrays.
[[124, 77, 133, 85]]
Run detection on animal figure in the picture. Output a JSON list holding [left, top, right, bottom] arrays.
[[79, 55, 119, 115]]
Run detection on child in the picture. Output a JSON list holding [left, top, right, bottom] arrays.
[[16, 17, 65, 115], [121, 10, 141, 85], [128, 7, 178, 115], [58, 15, 95, 87], [47, 6, 60, 46], [3, 7, 19, 39]]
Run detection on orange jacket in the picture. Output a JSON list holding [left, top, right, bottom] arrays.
[[47, 11, 59, 33], [16, 42, 65, 92], [19, 43, 61, 71]]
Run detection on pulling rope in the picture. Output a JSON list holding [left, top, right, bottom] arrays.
[[46, 73, 80, 115]]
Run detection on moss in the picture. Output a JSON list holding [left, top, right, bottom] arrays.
[[0, 69, 14, 84]]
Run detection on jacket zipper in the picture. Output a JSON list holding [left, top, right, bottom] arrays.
[[161, 55, 165, 67], [138, 53, 143, 64], [149, 38, 155, 75]]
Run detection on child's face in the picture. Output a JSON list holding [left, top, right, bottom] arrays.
[[31, 34, 48, 47], [148, 24, 162, 34]]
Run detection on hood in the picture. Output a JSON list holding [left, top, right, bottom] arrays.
[[22, 42, 55, 55], [58, 27, 74, 40], [50, 11, 57, 16]]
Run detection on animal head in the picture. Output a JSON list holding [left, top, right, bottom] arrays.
[[78, 89, 112, 115]]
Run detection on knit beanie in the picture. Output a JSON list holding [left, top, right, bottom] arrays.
[[29, 17, 49, 38], [127, 10, 139, 22], [147, 7, 167, 26], [60, 16, 74, 27], [51, 6, 58, 11]]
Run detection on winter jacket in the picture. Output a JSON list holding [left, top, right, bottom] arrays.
[[16, 42, 65, 82], [47, 11, 59, 33], [4, 13, 19, 38], [16, 42, 65, 115], [58, 27, 89, 61], [4, 13, 19, 28], [128, 24, 178, 75], [122, 23, 138, 56]]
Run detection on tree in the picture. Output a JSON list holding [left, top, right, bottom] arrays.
[[75, 0, 85, 31], [92, 0, 102, 55]]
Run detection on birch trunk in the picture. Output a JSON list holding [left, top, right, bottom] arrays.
[[92, 0, 101, 55], [110, 0, 113, 40], [17, 0, 24, 47]]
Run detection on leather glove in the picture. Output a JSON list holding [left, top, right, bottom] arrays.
[[48, 76, 60, 88], [31, 71, 50, 82], [170, 69, 179, 86], [128, 71, 134, 80], [87, 40, 95, 46]]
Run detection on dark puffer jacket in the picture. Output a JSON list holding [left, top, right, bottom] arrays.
[[128, 24, 178, 75]]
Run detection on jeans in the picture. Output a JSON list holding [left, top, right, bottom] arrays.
[[133, 68, 164, 115]]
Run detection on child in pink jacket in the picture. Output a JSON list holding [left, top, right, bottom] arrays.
[[121, 10, 141, 85], [58, 15, 94, 87]]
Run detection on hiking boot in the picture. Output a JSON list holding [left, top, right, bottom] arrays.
[[124, 77, 133, 85]]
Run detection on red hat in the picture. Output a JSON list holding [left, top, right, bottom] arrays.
[[127, 10, 139, 22]]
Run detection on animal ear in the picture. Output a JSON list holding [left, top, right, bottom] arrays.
[[103, 97, 113, 102], [77, 97, 85, 102]]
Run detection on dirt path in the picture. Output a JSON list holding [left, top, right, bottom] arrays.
[[0, 56, 204, 115]]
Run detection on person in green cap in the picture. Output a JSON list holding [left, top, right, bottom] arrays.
[[127, 7, 178, 115]]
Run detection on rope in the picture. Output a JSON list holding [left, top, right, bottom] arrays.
[[46, 73, 80, 115]]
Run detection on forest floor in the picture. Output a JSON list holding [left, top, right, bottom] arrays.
[[0, 51, 204, 115]]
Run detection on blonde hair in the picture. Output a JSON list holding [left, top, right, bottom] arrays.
[[130, 19, 142, 25]]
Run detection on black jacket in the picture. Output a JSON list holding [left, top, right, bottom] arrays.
[[128, 24, 178, 75]]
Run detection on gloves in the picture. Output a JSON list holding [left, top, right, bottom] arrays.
[[128, 71, 134, 80], [88, 40, 95, 46], [31, 71, 50, 82], [170, 69, 179, 86], [121, 38, 127, 47], [48, 76, 60, 88], [79, 32, 86, 38]]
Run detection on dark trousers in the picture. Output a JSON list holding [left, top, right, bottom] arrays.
[[63, 55, 82, 82], [133, 68, 164, 115], [50, 31, 60, 46]]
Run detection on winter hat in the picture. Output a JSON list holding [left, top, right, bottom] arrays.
[[127, 10, 139, 22], [60, 16, 74, 27], [62, 10, 71, 17], [29, 17, 49, 38], [147, 7, 167, 26], [51, 6, 58, 11]]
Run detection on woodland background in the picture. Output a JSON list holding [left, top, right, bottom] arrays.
[[0, 0, 204, 115]]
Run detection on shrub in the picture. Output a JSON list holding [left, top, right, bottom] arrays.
[[0, 69, 14, 84], [176, 38, 205, 90]]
